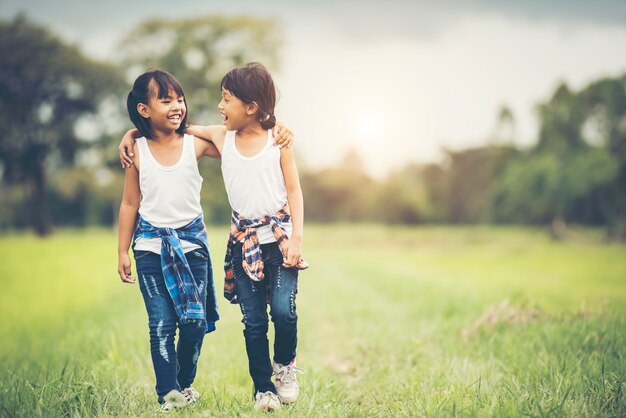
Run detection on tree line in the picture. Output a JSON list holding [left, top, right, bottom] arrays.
[[1, 17, 624, 239]]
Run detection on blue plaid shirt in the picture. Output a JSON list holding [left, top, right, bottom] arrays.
[[133, 214, 219, 333]]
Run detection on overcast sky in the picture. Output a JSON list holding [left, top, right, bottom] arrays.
[[3, 0, 626, 176]]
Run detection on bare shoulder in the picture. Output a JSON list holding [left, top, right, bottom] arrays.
[[279, 146, 297, 172], [280, 145, 295, 160]]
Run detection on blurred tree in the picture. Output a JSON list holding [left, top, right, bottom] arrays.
[[115, 16, 281, 223], [0, 16, 123, 235], [493, 77, 624, 238], [420, 163, 448, 223], [446, 148, 493, 223], [491, 104, 516, 144], [375, 164, 429, 224], [492, 151, 617, 226], [441, 146, 517, 223], [536, 83, 586, 156], [300, 150, 375, 222], [578, 75, 626, 239]]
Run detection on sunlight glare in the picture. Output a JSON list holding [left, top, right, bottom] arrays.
[[351, 109, 386, 142]]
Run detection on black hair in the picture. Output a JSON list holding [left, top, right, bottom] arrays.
[[221, 62, 276, 130], [126, 69, 188, 139]]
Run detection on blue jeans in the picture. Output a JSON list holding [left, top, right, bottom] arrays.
[[134, 248, 211, 402], [232, 242, 299, 395]]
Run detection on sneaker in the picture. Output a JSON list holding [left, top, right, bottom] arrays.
[[158, 402, 175, 413], [159, 389, 188, 412], [273, 360, 306, 404], [182, 387, 201, 405], [253, 391, 281, 412]]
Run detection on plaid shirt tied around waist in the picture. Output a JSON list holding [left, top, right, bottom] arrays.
[[224, 204, 309, 304], [133, 214, 219, 333]]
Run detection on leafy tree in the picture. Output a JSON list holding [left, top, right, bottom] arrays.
[[374, 164, 429, 224], [578, 76, 626, 239], [491, 104, 516, 144], [535, 83, 587, 155], [492, 151, 617, 226], [446, 147, 501, 223], [0, 16, 123, 235], [300, 151, 375, 222], [493, 77, 625, 238]]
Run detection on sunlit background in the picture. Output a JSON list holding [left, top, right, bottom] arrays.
[[1, 1, 626, 236], [3, 0, 626, 177]]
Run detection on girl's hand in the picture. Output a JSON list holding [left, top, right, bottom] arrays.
[[273, 123, 295, 149], [118, 253, 135, 284], [282, 236, 302, 268], [119, 129, 140, 168]]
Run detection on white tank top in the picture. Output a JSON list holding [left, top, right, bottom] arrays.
[[221, 130, 292, 244], [134, 134, 203, 254]]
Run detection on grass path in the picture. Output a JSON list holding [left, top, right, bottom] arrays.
[[0, 225, 624, 416]]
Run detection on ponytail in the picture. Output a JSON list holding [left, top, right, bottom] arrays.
[[259, 111, 276, 130]]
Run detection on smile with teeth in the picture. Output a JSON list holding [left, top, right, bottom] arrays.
[[168, 114, 182, 123]]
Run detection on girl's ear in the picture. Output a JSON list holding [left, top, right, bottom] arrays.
[[246, 101, 259, 116], [137, 103, 150, 119]]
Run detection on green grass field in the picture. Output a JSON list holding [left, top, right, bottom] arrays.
[[0, 225, 624, 417]]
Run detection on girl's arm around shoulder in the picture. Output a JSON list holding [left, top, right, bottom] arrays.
[[273, 122, 296, 148], [118, 128, 142, 168], [280, 146, 304, 267], [187, 125, 227, 157], [186, 123, 295, 157], [117, 144, 141, 285], [192, 134, 221, 160]]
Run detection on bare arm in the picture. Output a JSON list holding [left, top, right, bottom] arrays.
[[193, 135, 221, 160], [186, 122, 296, 154], [117, 143, 141, 283], [186, 125, 227, 155], [280, 146, 304, 267]]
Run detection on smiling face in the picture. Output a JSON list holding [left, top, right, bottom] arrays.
[[218, 87, 255, 131], [219, 63, 277, 131], [137, 80, 186, 134]]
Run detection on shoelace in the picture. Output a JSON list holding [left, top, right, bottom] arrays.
[[183, 387, 200, 404], [274, 363, 306, 384], [257, 391, 280, 402]]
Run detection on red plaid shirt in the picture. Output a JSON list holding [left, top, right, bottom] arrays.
[[223, 204, 309, 304]]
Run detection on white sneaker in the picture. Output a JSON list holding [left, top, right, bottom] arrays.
[[182, 387, 201, 405], [273, 360, 306, 404], [158, 402, 175, 413], [253, 391, 281, 412], [158, 390, 188, 413]]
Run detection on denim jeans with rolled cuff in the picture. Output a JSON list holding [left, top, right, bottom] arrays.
[[134, 248, 211, 403], [232, 242, 299, 396]]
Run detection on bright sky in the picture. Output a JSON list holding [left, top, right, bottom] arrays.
[[3, 0, 626, 177]]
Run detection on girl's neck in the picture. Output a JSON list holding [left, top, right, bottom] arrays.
[[150, 128, 181, 143], [236, 122, 265, 140]]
